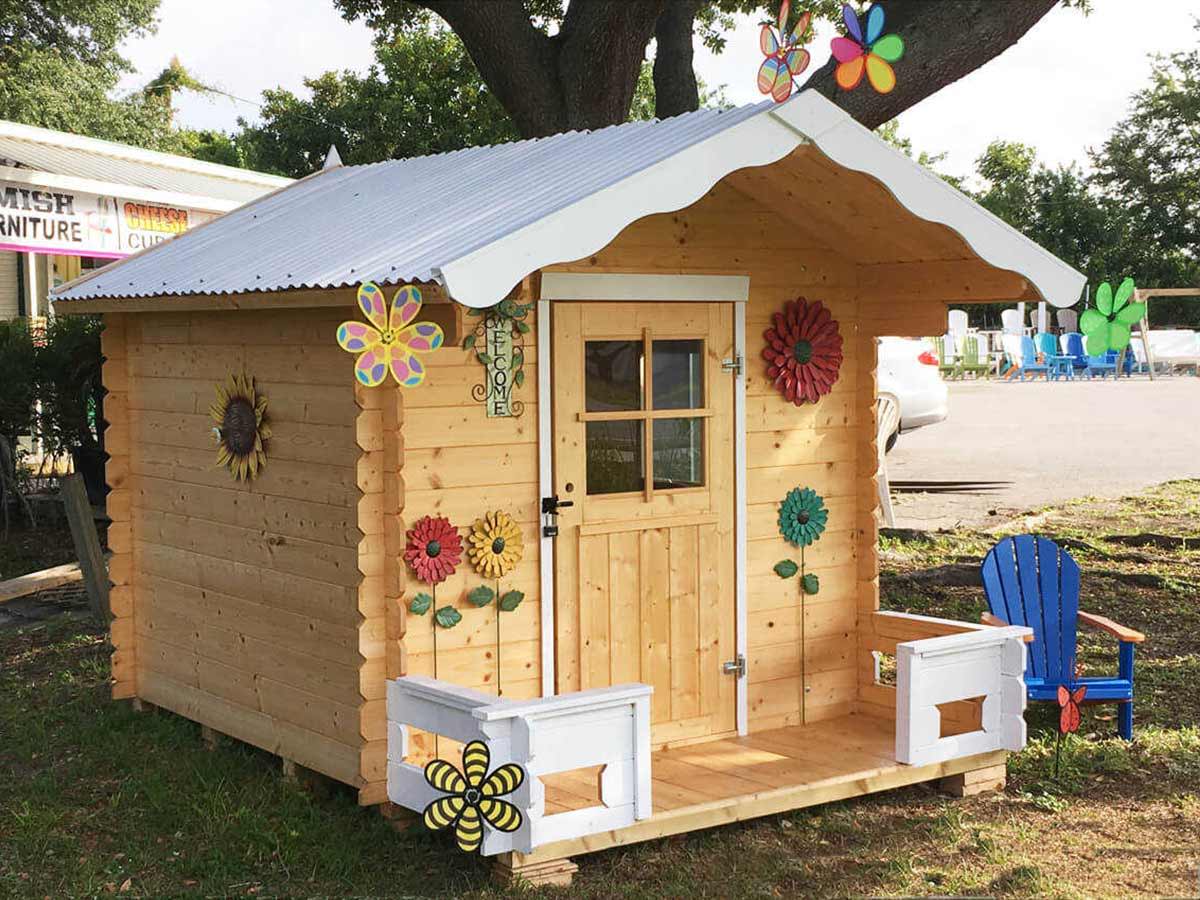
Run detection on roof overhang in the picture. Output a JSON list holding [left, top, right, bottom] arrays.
[[440, 91, 1083, 309]]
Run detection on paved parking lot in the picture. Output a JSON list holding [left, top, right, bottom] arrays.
[[887, 376, 1200, 530]]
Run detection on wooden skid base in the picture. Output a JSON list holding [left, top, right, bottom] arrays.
[[524, 714, 1007, 864], [939, 763, 1007, 798], [492, 854, 579, 888]]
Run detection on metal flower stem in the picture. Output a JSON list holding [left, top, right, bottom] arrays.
[[799, 544, 807, 724], [1054, 730, 1063, 780], [495, 577, 502, 696], [432, 583, 439, 757]]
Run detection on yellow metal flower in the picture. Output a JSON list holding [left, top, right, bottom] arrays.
[[209, 371, 270, 481], [467, 510, 524, 578]]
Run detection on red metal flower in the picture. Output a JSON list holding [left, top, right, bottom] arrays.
[[404, 515, 463, 585], [762, 297, 843, 406]]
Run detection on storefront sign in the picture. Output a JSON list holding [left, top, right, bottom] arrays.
[[484, 313, 513, 418], [0, 180, 216, 258]]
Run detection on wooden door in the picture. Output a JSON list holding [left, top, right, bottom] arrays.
[[552, 302, 737, 747]]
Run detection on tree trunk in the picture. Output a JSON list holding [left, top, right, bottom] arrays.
[[799, 0, 1061, 130], [653, 1, 701, 119]]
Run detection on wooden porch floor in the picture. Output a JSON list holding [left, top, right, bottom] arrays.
[[530, 713, 1006, 862]]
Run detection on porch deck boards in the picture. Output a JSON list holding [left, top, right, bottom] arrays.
[[528, 713, 1007, 863]]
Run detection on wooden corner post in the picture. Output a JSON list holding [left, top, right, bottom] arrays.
[[101, 313, 135, 699]]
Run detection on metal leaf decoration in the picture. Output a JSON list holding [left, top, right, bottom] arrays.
[[409, 593, 433, 616], [467, 585, 495, 608], [774, 559, 799, 579], [498, 590, 525, 612], [434, 606, 462, 629]]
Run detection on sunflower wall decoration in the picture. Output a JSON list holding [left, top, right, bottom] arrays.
[[423, 739, 525, 854], [467, 510, 525, 695], [762, 298, 843, 406], [209, 371, 270, 481], [774, 486, 829, 721]]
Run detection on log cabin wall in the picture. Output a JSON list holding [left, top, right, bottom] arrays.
[[115, 303, 369, 787], [546, 180, 866, 731], [378, 297, 544, 783]]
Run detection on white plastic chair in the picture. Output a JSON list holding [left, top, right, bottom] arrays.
[[1000, 308, 1024, 335], [875, 392, 900, 527], [948, 309, 969, 339]]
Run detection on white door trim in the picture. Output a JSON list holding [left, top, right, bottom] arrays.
[[537, 298, 556, 697], [540, 272, 749, 303], [733, 301, 748, 735]]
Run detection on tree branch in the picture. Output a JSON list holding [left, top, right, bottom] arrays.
[[653, 1, 702, 119], [799, 0, 1060, 130]]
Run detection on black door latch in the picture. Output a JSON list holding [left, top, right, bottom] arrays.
[[541, 495, 574, 537]]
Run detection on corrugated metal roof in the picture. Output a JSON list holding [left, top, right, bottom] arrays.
[[0, 120, 291, 204], [54, 101, 773, 301]]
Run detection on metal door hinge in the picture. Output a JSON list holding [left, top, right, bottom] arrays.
[[722, 654, 746, 678], [721, 355, 744, 376]]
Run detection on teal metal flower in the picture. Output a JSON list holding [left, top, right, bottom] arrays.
[[778, 487, 828, 547], [1080, 277, 1144, 355]]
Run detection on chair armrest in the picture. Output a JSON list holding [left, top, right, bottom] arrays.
[[981, 611, 1034, 642], [1078, 611, 1146, 643]]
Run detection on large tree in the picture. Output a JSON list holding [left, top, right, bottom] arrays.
[[333, 0, 1082, 137]]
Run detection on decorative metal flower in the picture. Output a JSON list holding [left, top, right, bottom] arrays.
[[404, 515, 463, 585], [337, 282, 444, 388], [467, 511, 524, 578], [1080, 278, 1144, 356], [832, 2, 904, 94], [757, 1, 812, 103], [778, 487, 828, 547], [423, 740, 525, 853], [209, 371, 270, 481], [762, 297, 843, 406], [1057, 684, 1086, 735]]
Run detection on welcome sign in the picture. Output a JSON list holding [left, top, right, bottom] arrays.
[[0, 180, 216, 258]]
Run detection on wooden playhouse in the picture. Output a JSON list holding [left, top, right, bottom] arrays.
[[55, 91, 1083, 884]]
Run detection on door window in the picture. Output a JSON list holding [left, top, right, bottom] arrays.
[[583, 336, 707, 496]]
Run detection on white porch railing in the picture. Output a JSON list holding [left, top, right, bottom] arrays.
[[895, 625, 1031, 766], [386, 675, 653, 856]]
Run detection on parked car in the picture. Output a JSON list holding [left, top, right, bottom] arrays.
[[877, 336, 948, 451]]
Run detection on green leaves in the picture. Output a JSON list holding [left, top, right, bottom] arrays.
[[802, 573, 820, 596], [461, 334, 477, 351], [434, 606, 462, 629], [499, 590, 525, 612], [408, 593, 432, 616], [774, 559, 798, 579], [467, 585, 495, 607]]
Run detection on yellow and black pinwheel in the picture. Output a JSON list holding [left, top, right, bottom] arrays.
[[422, 740, 525, 853]]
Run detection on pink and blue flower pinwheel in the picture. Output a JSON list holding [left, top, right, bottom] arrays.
[[337, 282, 444, 388]]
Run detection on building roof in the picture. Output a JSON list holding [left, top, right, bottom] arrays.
[[0, 119, 290, 206], [53, 92, 1086, 308]]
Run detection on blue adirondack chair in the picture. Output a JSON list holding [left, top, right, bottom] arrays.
[[1085, 351, 1117, 380], [1062, 332, 1089, 374], [1036, 332, 1072, 380], [1010, 335, 1049, 381], [981, 536, 1145, 739]]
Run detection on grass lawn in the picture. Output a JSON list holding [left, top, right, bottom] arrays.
[[1, 481, 1198, 898]]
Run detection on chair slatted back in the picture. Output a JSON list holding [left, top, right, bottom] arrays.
[[1019, 335, 1043, 367], [962, 335, 983, 366], [1035, 332, 1057, 359], [981, 536, 1080, 683]]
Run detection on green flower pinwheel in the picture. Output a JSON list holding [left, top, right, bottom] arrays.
[[778, 487, 828, 547], [1080, 278, 1144, 355]]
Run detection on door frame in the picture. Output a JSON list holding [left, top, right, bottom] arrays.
[[536, 272, 749, 735]]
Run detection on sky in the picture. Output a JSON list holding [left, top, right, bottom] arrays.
[[119, 0, 1198, 180]]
